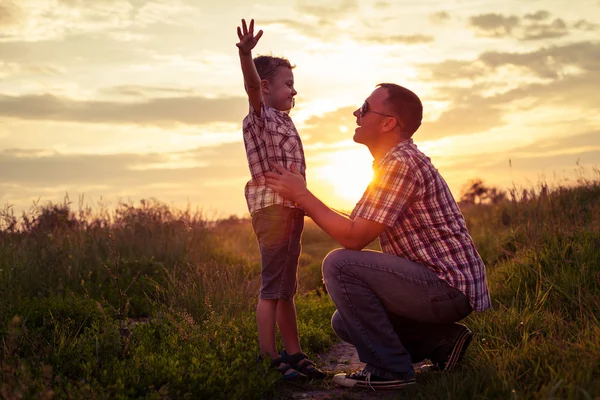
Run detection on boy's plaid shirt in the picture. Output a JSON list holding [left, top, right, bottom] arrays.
[[242, 102, 306, 215], [350, 139, 491, 312]]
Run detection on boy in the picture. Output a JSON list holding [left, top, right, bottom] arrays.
[[236, 18, 324, 381]]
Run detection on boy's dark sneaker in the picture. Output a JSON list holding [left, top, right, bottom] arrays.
[[332, 369, 416, 391], [431, 324, 473, 371], [257, 355, 305, 381], [281, 350, 326, 380]]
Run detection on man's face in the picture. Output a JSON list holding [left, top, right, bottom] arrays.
[[352, 87, 390, 146], [265, 67, 297, 112]]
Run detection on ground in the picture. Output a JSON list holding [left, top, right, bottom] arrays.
[[273, 341, 432, 400]]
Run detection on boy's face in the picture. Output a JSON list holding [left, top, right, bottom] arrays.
[[264, 67, 297, 112]]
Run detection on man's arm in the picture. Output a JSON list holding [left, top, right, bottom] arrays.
[[297, 190, 386, 250], [265, 164, 387, 249], [236, 19, 263, 116]]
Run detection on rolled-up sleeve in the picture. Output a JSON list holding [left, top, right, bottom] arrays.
[[351, 159, 422, 227]]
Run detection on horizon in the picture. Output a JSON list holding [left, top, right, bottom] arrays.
[[1, 0, 599, 219]]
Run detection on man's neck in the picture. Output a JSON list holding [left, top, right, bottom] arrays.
[[369, 136, 411, 163]]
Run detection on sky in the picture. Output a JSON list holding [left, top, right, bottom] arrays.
[[1, 0, 599, 219]]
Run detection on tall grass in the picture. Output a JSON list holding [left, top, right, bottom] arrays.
[[1, 174, 599, 399]]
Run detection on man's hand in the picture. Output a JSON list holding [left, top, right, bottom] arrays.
[[265, 163, 308, 202], [236, 19, 263, 55]]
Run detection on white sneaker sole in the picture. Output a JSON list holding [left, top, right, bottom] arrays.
[[332, 373, 416, 390]]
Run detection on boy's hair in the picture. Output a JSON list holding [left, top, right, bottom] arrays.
[[253, 55, 295, 82], [377, 83, 423, 136]]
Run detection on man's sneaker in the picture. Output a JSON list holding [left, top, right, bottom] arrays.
[[332, 369, 416, 391], [432, 324, 473, 371]]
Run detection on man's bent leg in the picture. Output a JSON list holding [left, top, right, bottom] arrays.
[[322, 248, 472, 379]]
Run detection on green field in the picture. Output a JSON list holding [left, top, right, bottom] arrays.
[[1, 177, 599, 399]]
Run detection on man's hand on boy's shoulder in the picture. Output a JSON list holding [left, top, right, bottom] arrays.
[[236, 18, 263, 55]]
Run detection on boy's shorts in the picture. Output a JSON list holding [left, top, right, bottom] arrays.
[[251, 205, 304, 301]]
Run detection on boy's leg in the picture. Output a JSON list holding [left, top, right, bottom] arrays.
[[322, 248, 472, 380], [252, 206, 294, 360], [257, 299, 279, 357], [276, 298, 301, 355], [274, 207, 303, 355]]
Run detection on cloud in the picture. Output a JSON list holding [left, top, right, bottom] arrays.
[[0, 0, 22, 27], [418, 102, 505, 140], [359, 34, 434, 45], [374, 1, 391, 9], [0, 142, 253, 216], [573, 20, 598, 31], [420, 41, 600, 82], [296, 0, 358, 19], [430, 11, 451, 24], [469, 13, 520, 37], [478, 41, 600, 78], [298, 106, 358, 145], [505, 130, 600, 155], [100, 85, 196, 98], [0, 62, 64, 81], [262, 19, 324, 38], [0, 142, 249, 191], [523, 11, 551, 21], [417, 59, 487, 81], [0, 0, 192, 42], [521, 18, 568, 41], [414, 41, 600, 139], [468, 10, 595, 41], [431, 130, 600, 181], [0, 93, 248, 126]]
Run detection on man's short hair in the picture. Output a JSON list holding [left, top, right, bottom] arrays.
[[377, 83, 423, 136], [253, 55, 295, 82]]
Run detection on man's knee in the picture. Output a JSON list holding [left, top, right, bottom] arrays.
[[322, 248, 351, 283], [331, 310, 352, 344]]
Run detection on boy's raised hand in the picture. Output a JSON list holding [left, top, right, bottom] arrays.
[[236, 19, 263, 55]]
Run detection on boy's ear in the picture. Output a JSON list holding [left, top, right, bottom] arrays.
[[260, 79, 269, 94]]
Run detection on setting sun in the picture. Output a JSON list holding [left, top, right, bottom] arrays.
[[316, 148, 374, 202]]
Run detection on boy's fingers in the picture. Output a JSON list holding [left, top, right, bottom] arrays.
[[237, 26, 243, 40], [255, 30, 263, 41], [242, 19, 247, 35], [249, 19, 254, 34]]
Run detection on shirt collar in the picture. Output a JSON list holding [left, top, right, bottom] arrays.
[[372, 138, 414, 168]]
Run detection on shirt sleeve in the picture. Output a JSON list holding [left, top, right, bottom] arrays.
[[245, 101, 269, 132], [351, 159, 422, 227]]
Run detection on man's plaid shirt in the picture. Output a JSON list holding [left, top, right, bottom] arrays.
[[242, 102, 306, 215], [350, 139, 491, 312]]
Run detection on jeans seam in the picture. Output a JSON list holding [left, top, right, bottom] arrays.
[[338, 264, 384, 367]]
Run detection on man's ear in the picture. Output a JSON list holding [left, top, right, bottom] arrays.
[[391, 117, 405, 132], [260, 79, 269, 94], [383, 117, 400, 132]]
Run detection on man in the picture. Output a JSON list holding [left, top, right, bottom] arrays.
[[265, 83, 491, 391]]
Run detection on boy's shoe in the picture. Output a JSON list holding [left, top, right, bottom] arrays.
[[281, 350, 326, 380], [431, 324, 473, 371], [332, 369, 416, 391], [258, 355, 306, 381]]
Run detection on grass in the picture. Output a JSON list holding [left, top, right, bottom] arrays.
[[1, 175, 599, 399]]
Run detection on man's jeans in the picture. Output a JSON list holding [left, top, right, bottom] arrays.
[[322, 249, 473, 380]]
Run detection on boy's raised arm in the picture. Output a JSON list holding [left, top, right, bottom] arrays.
[[236, 19, 263, 117]]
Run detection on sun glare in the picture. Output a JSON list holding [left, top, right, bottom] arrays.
[[316, 149, 374, 202]]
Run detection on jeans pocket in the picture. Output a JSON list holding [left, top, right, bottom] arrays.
[[252, 207, 292, 249]]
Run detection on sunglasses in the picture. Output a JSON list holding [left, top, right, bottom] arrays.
[[359, 101, 397, 119]]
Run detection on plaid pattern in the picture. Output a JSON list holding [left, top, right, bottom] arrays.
[[242, 102, 306, 215], [350, 139, 491, 312]]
